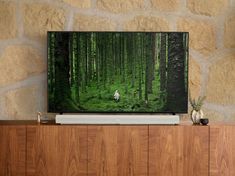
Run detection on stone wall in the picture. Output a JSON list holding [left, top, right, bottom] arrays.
[[0, 0, 234, 121]]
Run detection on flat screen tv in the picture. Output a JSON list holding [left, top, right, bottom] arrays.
[[47, 32, 188, 113]]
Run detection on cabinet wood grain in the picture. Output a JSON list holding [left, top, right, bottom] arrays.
[[0, 125, 26, 176], [26, 125, 87, 176], [2, 121, 229, 176], [210, 125, 235, 176], [88, 126, 148, 176], [149, 126, 209, 176]]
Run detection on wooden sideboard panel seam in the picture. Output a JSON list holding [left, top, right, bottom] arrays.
[[208, 126, 210, 176], [147, 125, 149, 176], [25, 126, 27, 176]]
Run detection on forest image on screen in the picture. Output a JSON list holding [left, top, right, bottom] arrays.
[[48, 32, 188, 113]]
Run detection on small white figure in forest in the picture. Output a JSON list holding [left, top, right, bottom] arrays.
[[114, 90, 120, 102]]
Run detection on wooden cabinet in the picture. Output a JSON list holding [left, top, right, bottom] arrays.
[[210, 125, 235, 176], [149, 126, 209, 176], [88, 126, 148, 176], [0, 125, 26, 176], [2, 121, 235, 176], [26, 125, 87, 176]]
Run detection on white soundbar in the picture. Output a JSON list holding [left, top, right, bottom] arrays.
[[55, 114, 180, 125]]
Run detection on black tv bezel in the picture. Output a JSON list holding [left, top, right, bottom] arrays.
[[47, 31, 189, 114]]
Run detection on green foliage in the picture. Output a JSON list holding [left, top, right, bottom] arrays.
[[189, 93, 206, 111], [69, 72, 166, 112]]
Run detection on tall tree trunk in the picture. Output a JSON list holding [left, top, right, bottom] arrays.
[[151, 33, 156, 81], [112, 33, 115, 82], [131, 33, 135, 88], [119, 33, 122, 76], [104, 34, 107, 88], [88, 33, 92, 83], [84, 33, 88, 90], [184, 33, 189, 92], [138, 33, 143, 100], [145, 33, 151, 102], [167, 33, 186, 112], [48, 32, 56, 111], [145, 33, 153, 95], [95, 33, 99, 88], [122, 33, 126, 83], [160, 33, 167, 91], [76, 33, 80, 103], [69, 33, 73, 88], [54, 33, 70, 112]]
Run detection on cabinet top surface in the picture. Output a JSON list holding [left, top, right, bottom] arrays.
[[0, 120, 234, 126], [0, 120, 52, 126]]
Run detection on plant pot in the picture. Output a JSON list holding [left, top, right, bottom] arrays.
[[191, 109, 203, 124]]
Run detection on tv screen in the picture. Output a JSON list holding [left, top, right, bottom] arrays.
[[47, 32, 188, 113]]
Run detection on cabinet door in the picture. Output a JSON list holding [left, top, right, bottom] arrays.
[[88, 126, 148, 176], [0, 125, 26, 176], [149, 126, 209, 176], [27, 126, 87, 176], [210, 126, 235, 176]]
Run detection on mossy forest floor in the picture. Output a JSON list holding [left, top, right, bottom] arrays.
[[68, 73, 166, 112]]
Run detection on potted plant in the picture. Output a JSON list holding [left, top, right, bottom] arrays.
[[189, 94, 206, 124]]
